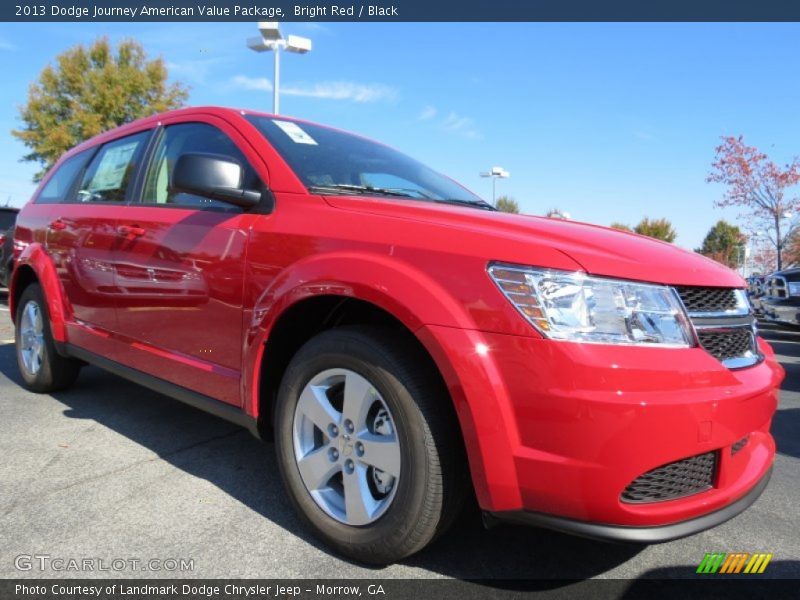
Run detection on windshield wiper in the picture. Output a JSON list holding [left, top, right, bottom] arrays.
[[308, 184, 421, 198], [309, 184, 496, 211], [433, 198, 497, 211]]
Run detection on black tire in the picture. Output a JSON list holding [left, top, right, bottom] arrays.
[[274, 325, 466, 564], [15, 283, 81, 393]]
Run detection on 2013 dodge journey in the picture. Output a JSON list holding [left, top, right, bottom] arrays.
[[10, 107, 783, 564]]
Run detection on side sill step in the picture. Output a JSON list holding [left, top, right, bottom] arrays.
[[60, 343, 261, 439]]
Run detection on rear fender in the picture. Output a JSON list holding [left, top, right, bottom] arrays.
[[11, 243, 70, 342]]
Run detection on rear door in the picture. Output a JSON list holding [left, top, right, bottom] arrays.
[[109, 118, 265, 406], [45, 130, 152, 335], [13, 151, 93, 303]]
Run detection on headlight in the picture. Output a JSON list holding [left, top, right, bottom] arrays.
[[488, 264, 695, 346]]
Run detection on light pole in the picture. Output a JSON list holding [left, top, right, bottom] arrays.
[[479, 166, 510, 206], [742, 231, 761, 278], [247, 22, 312, 115]]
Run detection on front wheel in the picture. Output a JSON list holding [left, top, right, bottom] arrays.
[[274, 326, 465, 564], [15, 283, 81, 392]]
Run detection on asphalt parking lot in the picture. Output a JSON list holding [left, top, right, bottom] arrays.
[[0, 289, 798, 582]]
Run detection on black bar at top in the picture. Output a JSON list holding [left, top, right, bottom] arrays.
[[4, 0, 800, 22]]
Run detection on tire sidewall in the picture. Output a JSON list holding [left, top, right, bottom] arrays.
[[15, 284, 55, 390], [275, 334, 436, 555]]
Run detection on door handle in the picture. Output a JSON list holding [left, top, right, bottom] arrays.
[[49, 219, 67, 231], [117, 225, 146, 237]]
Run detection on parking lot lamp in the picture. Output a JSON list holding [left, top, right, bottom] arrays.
[[247, 22, 312, 114], [480, 166, 510, 206]]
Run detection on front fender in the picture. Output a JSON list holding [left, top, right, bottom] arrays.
[[243, 251, 479, 416], [11, 243, 70, 342]]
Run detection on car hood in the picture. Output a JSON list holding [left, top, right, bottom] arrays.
[[324, 196, 744, 288]]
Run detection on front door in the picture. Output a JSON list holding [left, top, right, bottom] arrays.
[[111, 120, 264, 406]]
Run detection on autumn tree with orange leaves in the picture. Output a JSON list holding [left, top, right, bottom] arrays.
[[707, 136, 800, 271], [786, 231, 800, 267]]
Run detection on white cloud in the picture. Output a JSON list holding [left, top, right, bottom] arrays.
[[232, 75, 273, 92], [296, 23, 331, 34], [231, 75, 397, 103], [416, 106, 482, 140], [166, 57, 225, 84], [0, 39, 15, 51], [286, 81, 398, 103], [419, 105, 437, 120], [441, 111, 482, 140]]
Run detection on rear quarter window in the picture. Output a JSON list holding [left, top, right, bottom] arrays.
[[36, 150, 94, 205]]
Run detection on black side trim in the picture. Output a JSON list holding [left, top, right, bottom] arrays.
[[62, 343, 260, 438], [486, 466, 772, 544]]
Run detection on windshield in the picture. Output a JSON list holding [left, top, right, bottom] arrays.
[[245, 116, 490, 208]]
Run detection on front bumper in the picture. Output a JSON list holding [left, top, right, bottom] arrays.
[[418, 325, 783, 532], [762, 297, 800, 326], [487, 467, 772, 543]]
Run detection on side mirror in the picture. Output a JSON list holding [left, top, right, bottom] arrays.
[[172, 153, 261, 209]]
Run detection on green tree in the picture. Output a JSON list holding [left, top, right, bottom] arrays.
[[13, 37, 188, 180], [610, 222, 632, 232], [495, 195, 520, 214], [695, 220, 745, 268], [633, 217, 677, 243], [545, 208, 570, 219]]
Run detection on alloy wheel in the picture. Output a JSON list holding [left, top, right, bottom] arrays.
[[19, 300, 44, 376], [292, 368, 401, 526]]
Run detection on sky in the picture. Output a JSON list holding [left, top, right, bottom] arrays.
[[0, 22, 798, 250]]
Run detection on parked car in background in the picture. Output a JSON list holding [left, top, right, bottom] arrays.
[[0, 206, 19, 288], [8, 107, 783, 564], [747, 275, 768, 316], [762, 268, 800, 327]]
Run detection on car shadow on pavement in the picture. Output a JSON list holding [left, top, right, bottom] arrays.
[[0, 342, 642, 581], [772, 353, 800, 393], [758, 325, 800, 460], [405, 510, 643, 582], [771, 408, 800, 460], [623, 548, 800, 580], [610, 562, 800, 600]]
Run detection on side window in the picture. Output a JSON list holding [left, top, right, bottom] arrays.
[[36, 150, 93, 204], [142, 123, 261, 210], [74, 131, 149, 203]]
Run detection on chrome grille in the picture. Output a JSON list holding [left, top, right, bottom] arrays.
[[675, 286, 739, 313], [621, 451, 717, 503], [673, 285, 760, 369], [696, 329, 754, 362], [767, 275, 789, 299]]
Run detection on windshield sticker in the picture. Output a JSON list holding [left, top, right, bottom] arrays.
[[273, 120, 318, 145]]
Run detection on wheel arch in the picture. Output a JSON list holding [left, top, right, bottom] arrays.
[[244, 251, 480, 421], [10, 243, 69, 342], [251, 294, 456, 437]]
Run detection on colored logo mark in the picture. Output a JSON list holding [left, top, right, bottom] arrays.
[[696, 552, 773, 574]]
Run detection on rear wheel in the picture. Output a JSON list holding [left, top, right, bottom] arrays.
[[15, 283, 81, 392], [274, 326, 465, 564]]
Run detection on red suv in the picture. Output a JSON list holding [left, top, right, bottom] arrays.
[[10, 107, 782, 564]]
